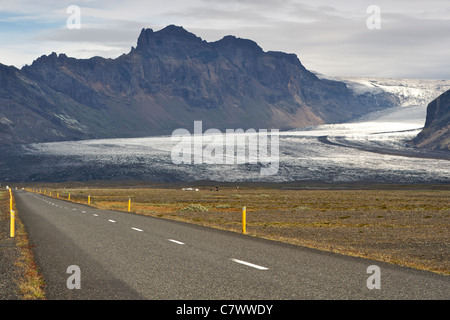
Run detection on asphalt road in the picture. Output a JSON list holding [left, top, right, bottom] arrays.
[[14, 190, 449, 300]]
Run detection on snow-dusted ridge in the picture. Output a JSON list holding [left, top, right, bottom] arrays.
[[313, 71, 450, 107]]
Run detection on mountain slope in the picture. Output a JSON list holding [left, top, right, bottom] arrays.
[[413, 89, 450, 151], [0, 62, 96, 145], [0, 25, 398, 146]]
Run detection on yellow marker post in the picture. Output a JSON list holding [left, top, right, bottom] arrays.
[[10, 190, 14, 238], [88, 195, 91, 204], [242, 206, 247, 234], [57, 193, 59, 198], [128, 198, 131, 212], [10, 210, 15, 238], [68, 193, 71, 200]]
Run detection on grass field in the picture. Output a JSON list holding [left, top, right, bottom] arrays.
[[30, 182, 449, 275]]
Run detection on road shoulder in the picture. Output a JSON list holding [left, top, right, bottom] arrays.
[[0, 191, 45, 300]]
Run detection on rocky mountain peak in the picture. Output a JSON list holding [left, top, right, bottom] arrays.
[[136, 25, 204, 55], [414, 89, 450, 150]]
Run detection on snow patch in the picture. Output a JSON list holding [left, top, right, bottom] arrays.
[[336, 76, 450, 107]]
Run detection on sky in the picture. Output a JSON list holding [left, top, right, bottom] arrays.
[[0, 0, 449, 79]]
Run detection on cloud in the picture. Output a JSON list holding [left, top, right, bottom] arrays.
[[0, 0, 449, 79]]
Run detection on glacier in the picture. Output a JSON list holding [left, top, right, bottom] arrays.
[[1, 103, 448, 183]]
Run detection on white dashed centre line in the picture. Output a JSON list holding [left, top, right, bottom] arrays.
[[108, 219, 116, 223], [231, 259, 269, 270], [93, 214, 98, 217], [168, 239, 185, 245], [132, 227, 143, 232]]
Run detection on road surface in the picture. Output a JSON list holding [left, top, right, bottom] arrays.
[[14, 190, 449, 300]]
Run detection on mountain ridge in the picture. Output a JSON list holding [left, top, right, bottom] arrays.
[[0, 25, 399, 146]]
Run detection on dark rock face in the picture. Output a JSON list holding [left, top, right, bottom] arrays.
[[0, 25, 396, 146], [414, 89, 450, 151]]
